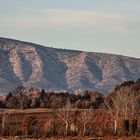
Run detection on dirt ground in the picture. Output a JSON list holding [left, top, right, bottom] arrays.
[[0, 136, 140, 140]]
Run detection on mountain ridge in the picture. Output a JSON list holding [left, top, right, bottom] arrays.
[[1, 37, 140, 59], [0, 37, 140, 95]]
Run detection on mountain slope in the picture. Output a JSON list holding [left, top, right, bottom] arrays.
[[0, 37, 140, 95]]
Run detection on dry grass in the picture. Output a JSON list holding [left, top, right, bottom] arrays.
[[0, 109, 140, 139], [0, 136, 140, 140]]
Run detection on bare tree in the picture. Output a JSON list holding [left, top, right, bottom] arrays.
[[119, 87, 132, 121], [1, 110, 12, 135], [116, 84, 138, 136], [128, 89, 139, 120], [103, 92, 122, 136], [129, 90, 139, 136], [80, 109, 92, 136], [51, 108, 57, 136], [57, 99, 72, 135]]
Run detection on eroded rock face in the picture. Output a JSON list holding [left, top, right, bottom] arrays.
[[0, 37, 140, 95]]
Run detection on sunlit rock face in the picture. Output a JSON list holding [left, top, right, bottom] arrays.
[[0, 37, 140, 95]]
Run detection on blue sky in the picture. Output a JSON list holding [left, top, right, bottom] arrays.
[[0, 0, 140, 58]]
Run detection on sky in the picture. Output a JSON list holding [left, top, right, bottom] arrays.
[[0, 0, 140, 58]]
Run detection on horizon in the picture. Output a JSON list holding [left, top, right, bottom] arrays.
[[0, 36, 140, 59], [0, 0, 140, 58]]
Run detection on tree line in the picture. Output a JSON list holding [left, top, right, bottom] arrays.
[[0, 78, 140, 137], [0, 87, 104, 109]]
